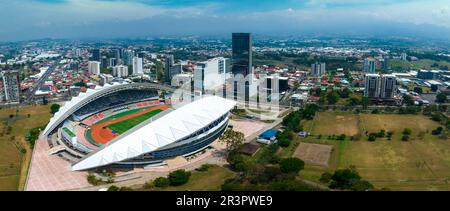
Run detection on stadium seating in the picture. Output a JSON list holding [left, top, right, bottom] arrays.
[[74, 89, 158, 118]]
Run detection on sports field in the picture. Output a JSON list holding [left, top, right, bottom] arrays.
[[298, 112, 450, 190], [311, 112, 360, 136], [88, 105, 169, 145], [0, 105, 51, 191], [108, 109, 163, 134]]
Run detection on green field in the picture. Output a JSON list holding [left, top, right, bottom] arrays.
[[0, 105, 51, 191], [96, 108, 147, 124], [391, 59, 450, 71], [108, 109, 163, 134], [295, 112, 450, 190]]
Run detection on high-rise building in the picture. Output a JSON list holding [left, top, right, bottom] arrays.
[[88, 61, 101, 75], [364, 74, 381, 98], [364, 74, 397, 99], [92, 49, 101, 62], [382, 56, 391, 72], [364, 58, 376, 73], [311, 62, 326, 77], [109, 58, 117, 68], [101, 56, 108, 69], [401, 53, 408, 61], [380, 74, 397, 99], [132, 57, 143, 75], [114, 49, 122, 65], [2, 70, 20, 103], [164, 55, 175, 83], [123, 50, 135, 65], [194, 57, 231, 94], [113, 65, 128, 78], [232, 33, 252, 78]]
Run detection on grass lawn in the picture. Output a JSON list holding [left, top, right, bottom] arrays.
[[295, 112, 450, 190], [96, 108, 147, 124], [107, 109, 163, 134], [391, 59, 450, 71], [311, 112, 360, 136], [148, 165, 236, 191], [0, 105, 51, 190]]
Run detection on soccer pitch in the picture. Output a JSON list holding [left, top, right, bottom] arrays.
[[107, 109, 163, 134]]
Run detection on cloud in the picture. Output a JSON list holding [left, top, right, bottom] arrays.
[[0, 0, 450, 41]]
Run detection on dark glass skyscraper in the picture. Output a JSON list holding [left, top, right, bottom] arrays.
[[232, 33, 252, 77], [92, 49, 101, 62]]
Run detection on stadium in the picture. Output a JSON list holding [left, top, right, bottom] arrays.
[[42, 82, 236, 171]]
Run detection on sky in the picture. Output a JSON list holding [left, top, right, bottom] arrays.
[[0, 0, 450, 41]]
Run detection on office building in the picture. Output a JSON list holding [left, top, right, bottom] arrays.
[[364, 74, 397, 99], [364, 74, 381, 98], [112, 65, 129, 78], [380, 74, 397, 99], [132, 57, 143, 75], [311, 62, 326, 77], [382, 56, 391, 72], [88, 61, 101, 75], [364, 58, 376, 73], [194, 57, 231, 94], [232, 33, 252, 78], [2, 70, 20, 103], [92, 49, 101, 62], [164, 55, 175, 83], [109, 58, 117, 68]]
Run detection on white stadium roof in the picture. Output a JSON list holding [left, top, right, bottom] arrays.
[[43, 82, 131, 136], [71, 95, 236, 171]]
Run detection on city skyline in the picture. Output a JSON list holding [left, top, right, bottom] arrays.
[[1, 0, 450, 41]]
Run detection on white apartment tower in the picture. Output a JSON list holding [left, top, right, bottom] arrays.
[[194, 57, 231, 94], [113, 65, 129, 78], [88, 61, 101, 75], [132, 57, 143, 75]]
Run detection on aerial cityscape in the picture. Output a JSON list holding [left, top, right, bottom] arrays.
[[1, 0, 450, 197]]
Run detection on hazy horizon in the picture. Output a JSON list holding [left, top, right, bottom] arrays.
[[1, 0, 450, 41]]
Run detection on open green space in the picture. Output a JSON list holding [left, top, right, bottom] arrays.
[[96, 107, 147, 124], [391, 59, 450, 71], [107, 109, 163, 134], [293, 112, 450, 190], [0, 105, 51, 190]]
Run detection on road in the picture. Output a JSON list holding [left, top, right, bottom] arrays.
[[23, 61, 59, 105]]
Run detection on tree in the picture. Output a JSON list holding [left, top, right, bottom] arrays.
[[87, 174, 98, 185], [277, 138, 290, 147], [153, 177, 170, 187], [402, 128, 412, 136], [401, 135, 410, 141], [361, 97, 370, 109], [219, 129, 245, 155], [168, 170, 191, 186], [351, 180, 375, 191], [329, 166, 366, 190], [279, 158, 305, 174], [107, 185, 120, 191], [403, 95, 415, 106], [326, 91, 340, 105], [413, 87, 423, 94], [368, 133, 377, 142], [436, 93, 447, 103], [50, 103, 60, 114], [319, 172, 333, 184]]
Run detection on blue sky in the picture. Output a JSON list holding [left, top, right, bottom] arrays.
[[0, 0, 449, 41]]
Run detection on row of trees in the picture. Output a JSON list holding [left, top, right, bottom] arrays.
[[320, 166, 374, 191]]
